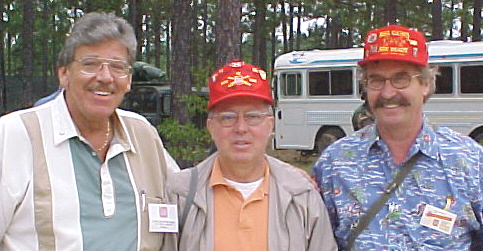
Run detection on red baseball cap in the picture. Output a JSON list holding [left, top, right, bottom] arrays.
[[207, 60, 273, 109], [358, 24, 428, 67]]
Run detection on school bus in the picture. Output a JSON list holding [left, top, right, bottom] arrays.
[[272, 40, 483, 155]]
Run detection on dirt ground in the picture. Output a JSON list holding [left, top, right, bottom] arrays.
[[265, 147, 318, 173]]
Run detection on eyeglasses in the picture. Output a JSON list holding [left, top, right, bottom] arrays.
[[75, 57, 133, 78], [364, 73, 421, 90], [210, 111, 272, 127]]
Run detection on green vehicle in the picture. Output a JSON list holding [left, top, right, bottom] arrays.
[[120, 62, 208, 127]]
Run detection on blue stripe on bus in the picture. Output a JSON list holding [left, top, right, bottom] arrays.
[[283, 52, 483, 67]]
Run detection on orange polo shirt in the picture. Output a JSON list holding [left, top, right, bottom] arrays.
[[210, 157, 269, 251]]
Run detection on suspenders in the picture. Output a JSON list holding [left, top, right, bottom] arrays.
[[20, 112, 56, 250]]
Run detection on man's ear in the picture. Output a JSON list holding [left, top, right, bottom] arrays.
[[57, 66, 69, 88], [206, 118, 214, 138]]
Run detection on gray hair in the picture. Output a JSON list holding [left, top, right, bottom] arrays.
[[57, 12, 137, 68], [357, 64, 438, 103]]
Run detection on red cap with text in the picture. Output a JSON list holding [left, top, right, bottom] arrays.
[[207, 60, 272, 109], [358, 24, 428, 67]]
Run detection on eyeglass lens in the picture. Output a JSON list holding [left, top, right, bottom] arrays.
[[214, 111, 271, 127], [77, 57, 131, 77]]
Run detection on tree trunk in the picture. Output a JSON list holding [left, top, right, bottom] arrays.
[[449, 0, 455, 39], [20, 0, 34, 107], [289, 3, 294, 51], [331, 18, 340, 48], [202, 0, 208, 69], [431, 0, 443, 40], [215, 0, 241, 69], [51, 11, 57, 79], [325, 17, 332, 48], [166, 20, 171, 79], [473, 0, 482, 41], [384, 0, 397, 24], [280, 1, 288, 53], [7, 33, 11, 76], [296, 2, 302, 50], [270, 2, 277, 70], [252, 0, 266, 68], [154, 14, 161, 68], [461, 0, 469, 41], [0, 0, 6, 113], [145, 15, 151, 64], [171, 0, 191, 124], [41, 0, 50, 96], [128, 0, 144, 61], [191, 0, 199, 69]]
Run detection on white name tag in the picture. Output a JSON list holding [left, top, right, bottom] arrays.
[[148, 203, 178, 233], [420, 204, 456, 235]]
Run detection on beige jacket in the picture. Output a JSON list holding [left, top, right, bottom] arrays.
[[0, 93, 176, 250], [167, 154, 338, 251]]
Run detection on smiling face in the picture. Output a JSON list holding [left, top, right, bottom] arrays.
[[58, 40, 131, 124], [207, 96, 274, 169], [365, 60, 430, 131]]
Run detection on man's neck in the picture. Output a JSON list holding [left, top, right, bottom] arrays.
[[377, 122, 422, 165], [217, 157, 266, 183]]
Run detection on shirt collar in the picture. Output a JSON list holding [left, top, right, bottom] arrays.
[[51, 90, 134, 153], [209, 156, 270, 194], [363, 116, 439, 160]]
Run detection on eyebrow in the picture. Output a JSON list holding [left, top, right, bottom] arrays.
[[367, 71, 411, 78]]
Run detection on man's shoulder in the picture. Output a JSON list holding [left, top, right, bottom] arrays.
[[116, 109, 158, 135], [322, 130, 371, 157], [267, 156, 316, 193], [434, 126, 482, 151], [167, 155, 215, 195], [116, 109, 152, 125], [0, 106, 44, 126]]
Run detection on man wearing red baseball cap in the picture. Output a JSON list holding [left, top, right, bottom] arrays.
[[168, 60, 337, 251], [312, 24, 483, 250]]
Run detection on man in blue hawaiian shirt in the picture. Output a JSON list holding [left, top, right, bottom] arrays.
[[312, 24, 483, 250]]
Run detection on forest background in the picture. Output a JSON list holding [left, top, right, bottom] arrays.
[[1, 0, 482, 167]]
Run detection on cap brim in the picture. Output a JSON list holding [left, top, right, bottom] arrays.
[[207, 92, 273, 109], [358, 54, 427, 67]]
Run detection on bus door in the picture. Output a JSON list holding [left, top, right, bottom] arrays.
[[273, 71, 309, 150]]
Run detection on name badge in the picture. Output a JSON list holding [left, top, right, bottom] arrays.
[[420, 204, 456, 235], [148, 203, 178, 233]]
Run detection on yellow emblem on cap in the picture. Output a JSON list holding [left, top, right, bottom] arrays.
[[252, 68, 267, 80], [220, 71, 256, 88]]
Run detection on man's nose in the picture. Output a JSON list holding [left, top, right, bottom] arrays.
[[379, 79, 398, 98], [96, 63, 114, 82]]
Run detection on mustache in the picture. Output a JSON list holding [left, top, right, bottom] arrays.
[[87, 82, 117, 93], [374, 96, 411, 108]]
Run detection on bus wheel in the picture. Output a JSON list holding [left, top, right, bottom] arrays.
[[474, 132, 483, 146], [316, 127, 345, 154]]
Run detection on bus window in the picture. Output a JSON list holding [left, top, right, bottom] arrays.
[[460, 65, 483, 94], [435, 66, 453, 94], [308, 70, 352, 96], [281, 73, 302, 96], [309, 71, 329, 95], [331, 70, 353, 95]]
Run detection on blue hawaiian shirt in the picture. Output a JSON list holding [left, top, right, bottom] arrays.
[[312, 120, 483, 250]]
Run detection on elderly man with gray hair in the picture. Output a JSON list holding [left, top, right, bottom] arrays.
[[0, 12, 176, 250]]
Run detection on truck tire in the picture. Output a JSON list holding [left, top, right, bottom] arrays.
[[316, 127, 345, 154]]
